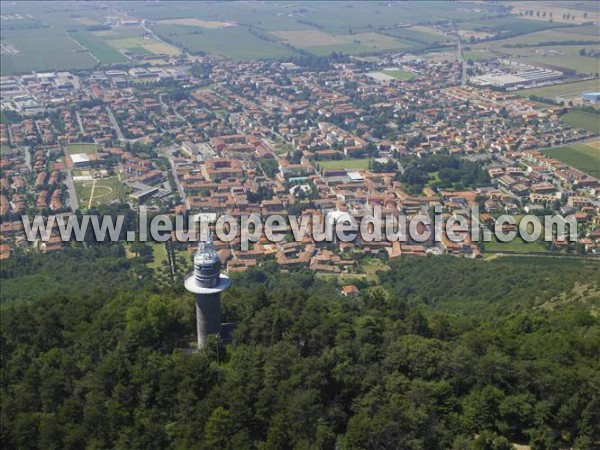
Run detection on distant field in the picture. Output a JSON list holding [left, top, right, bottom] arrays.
[[70, 32, 128, 64], [65, 143, 101, 155], [272, 30, 413, 55], [154, 25, 298, 59], [0, 28, 97, 75], [321, 159, 370, 170], [507, 2, 600, 24], [543, 140, 600, 178], [517, 79, 600, 100], [561, 110, 600, 134], [158, 18, 236, 29]]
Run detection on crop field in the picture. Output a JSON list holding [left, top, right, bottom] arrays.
[[320, 159, 370, 170], [516, 79, 600, 100], [486, 44, 599, 74], [0, 28, 97, 75], [75, 175, 128, 208], [154, 26, 298, 59], [560, 110, 600, 134], [382, 26, 448, 45], [507, 1, 600, 24], [543, 140, 600, 178], [157, 18, 236, 29], [64, 143, 101, 155], [69, 32, 127, 64], [458, 16, 568, 35], [488, 25, 599, 46], [271, 30, 413, 55]]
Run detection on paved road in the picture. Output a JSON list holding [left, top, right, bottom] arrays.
[[162, 147, 189, 209], [106, 106, 128, 143], [64, 170, 79, 211]]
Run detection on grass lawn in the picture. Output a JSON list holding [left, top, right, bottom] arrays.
[[64, 143, 101, 155], [148, 243, 168, 270], [543, 140, 600, 178], [382, 69, 415, 80], [320, 158, 370, 170], [75, 175, 128, 208], [483, 236, 548, 253], [560, 110, 600, 134]]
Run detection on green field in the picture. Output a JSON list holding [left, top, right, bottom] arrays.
[[69, 31, 128, 64], [560, 110, 600, 133], [382, 69, 416, 80], [517, 79, 600, 100], [321, 158, 370, 170], [0, 28, 97, 75], [154, 25, 298, 59], [543, 140, 600, 178], [65, 143, 101, 155], [75, 176, 128, 208], [483, 235, 548, 254]]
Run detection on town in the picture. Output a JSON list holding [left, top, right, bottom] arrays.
[[1, 16, 599, 279]]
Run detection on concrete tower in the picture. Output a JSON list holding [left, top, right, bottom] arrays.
[[184, 234, 230, 349]]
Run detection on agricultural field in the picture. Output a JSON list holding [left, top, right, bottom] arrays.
[[543, 140, 600, 178], [0, 28, 97, 75], [154, 26, 298, 59], [516, 79, 600, 101], [64, 143, 101, 155], [320, 159, 370, 170], [75, 175, 128, 209], [271, 30, 413, 55], [560, 110, 600, 134], [506, 1, 600, 24]]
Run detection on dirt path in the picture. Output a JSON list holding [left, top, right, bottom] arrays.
[[87, 178, 97, 209]]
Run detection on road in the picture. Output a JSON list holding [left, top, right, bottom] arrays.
[[162, 146, 189, 209], [76, 111, 85, 134], [453, 24, 467, 87], [106, 106, 128, 143], [64, 170, 79, 211]]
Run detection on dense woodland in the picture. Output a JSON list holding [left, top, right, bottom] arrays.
[[1, 248, 599, 449]]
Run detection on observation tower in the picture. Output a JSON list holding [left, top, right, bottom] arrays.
[[184, 234, 230, 349]]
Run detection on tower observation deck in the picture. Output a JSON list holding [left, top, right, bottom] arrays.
[[184, 234, 230, 349]]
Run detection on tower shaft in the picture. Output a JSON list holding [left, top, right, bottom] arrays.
[[195, 292, 222, 349]]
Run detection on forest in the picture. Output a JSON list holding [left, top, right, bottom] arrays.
[[1, 247, 599, 449]]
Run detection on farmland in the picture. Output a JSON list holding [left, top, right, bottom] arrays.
[[271, 30, 413, 55], [0, 28, 97, 75], [516, 79, 600, 100], [154, 26, 298, 59], [543, 140, 600, 178], [560, 110, 600, 134]]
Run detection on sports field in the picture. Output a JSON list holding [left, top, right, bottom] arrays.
[[75, 176, 128, 208], [64, 143, 101, 155], [320, 159, 370, 170], [543, 140, 600, 178], [382, 69, 416, 80]]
